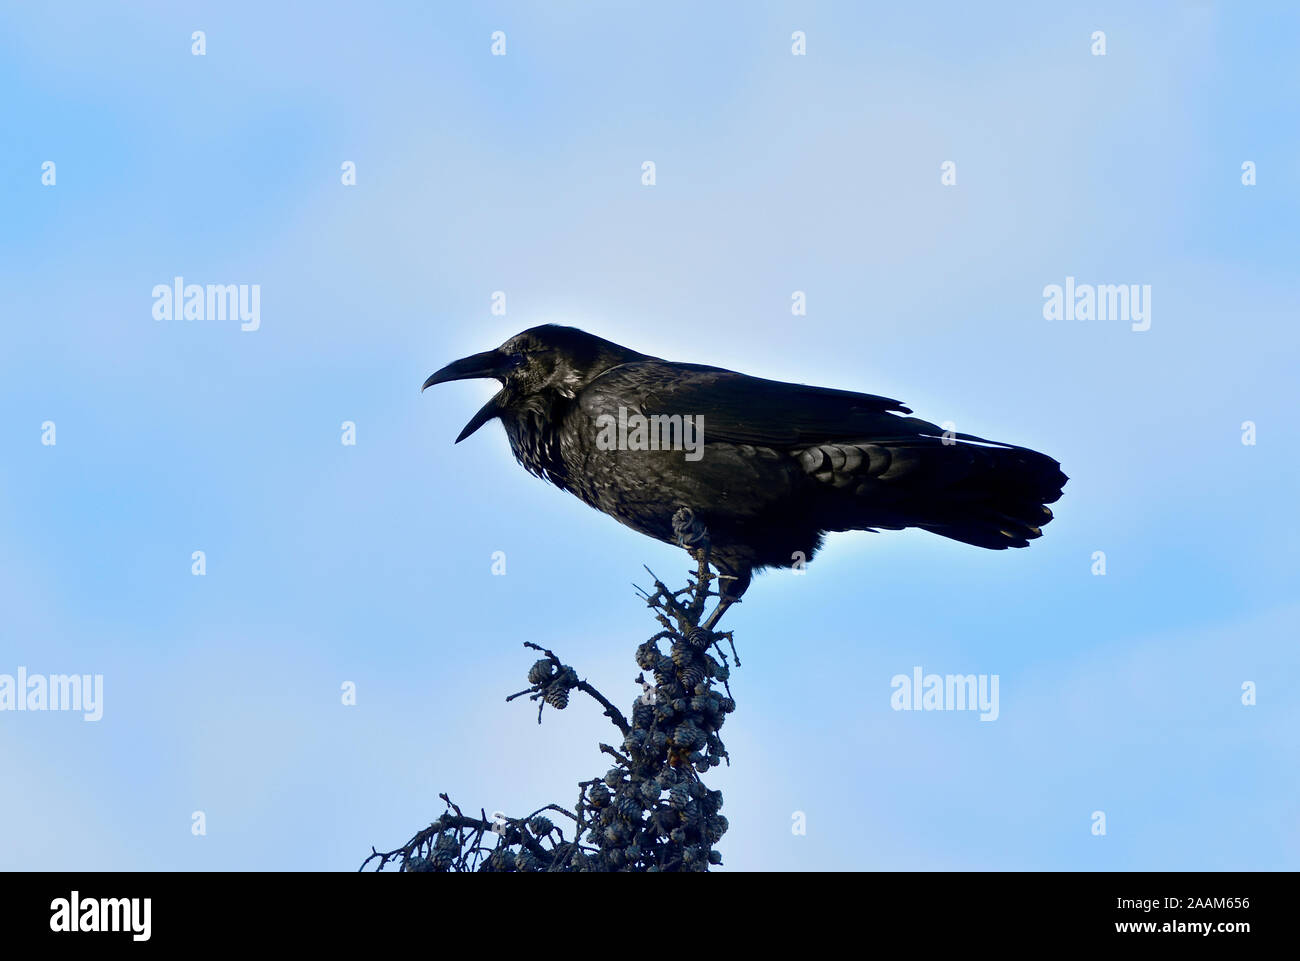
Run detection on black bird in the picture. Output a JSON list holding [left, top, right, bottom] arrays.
[[424, 325, 1066, 615]]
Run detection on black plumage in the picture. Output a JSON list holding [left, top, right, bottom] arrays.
[[423, 325, 1066, 601]]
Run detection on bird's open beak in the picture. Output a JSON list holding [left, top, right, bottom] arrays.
[[451, 393, 506, 443], [422, 349, 509, 443], [421, 350, 504, 390]]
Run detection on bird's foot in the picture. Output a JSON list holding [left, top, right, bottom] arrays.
[[672, 507, 710, 549]]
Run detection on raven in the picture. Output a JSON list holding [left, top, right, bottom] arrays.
[[424, 325, 1066, 609]]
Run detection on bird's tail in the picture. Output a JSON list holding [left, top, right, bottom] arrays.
[[801, 431, 1067, 549], [910, 439, 1067, 549]]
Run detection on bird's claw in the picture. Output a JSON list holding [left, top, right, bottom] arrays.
[[672, 507, 710, 549]]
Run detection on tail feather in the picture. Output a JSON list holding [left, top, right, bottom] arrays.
[[910, 442, 1066, 549], [798, 437, 1067, 549]]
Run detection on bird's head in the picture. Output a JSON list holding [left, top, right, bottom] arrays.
[[422, 325, 645, 442]]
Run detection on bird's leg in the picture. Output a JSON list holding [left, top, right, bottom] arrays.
[[699, 567, 748, 633], [699, 587, 738, 633], [672, 505, 745, 632], [673, 508, 716, 622]]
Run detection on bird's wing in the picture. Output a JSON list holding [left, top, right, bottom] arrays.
[[583, 361, 1003, 449], [579, 360, 1066, 550]]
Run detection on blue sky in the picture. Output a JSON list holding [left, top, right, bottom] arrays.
[[1, 1, 1297, 870]]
